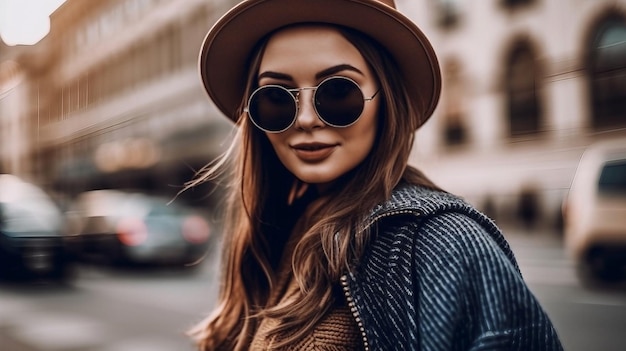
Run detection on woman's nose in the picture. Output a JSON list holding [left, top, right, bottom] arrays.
[[294, 90, 324, 131]]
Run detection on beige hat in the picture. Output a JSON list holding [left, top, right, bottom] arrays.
[[199, 0, 441, 129]]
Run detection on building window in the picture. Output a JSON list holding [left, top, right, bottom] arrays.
[[502, 0, 534, 8], [505, 41, 542, 137], [442, 59, 467, 146], [434, 0, 463, 29], [588, 15, 626, 130]]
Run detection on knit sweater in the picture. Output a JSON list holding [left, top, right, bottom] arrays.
[[342, 182, 564, 351], [250, 217, 363, 350], [250, 279, 363, 350]]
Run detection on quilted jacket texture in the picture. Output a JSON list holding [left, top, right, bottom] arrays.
[[343, 182, 564, 351]]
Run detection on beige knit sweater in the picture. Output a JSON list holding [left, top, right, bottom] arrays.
[[249, 232, 363, 350], [249, 279, 364, 350]]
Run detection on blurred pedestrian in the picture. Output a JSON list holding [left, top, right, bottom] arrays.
[[188, 0, 564, 350]]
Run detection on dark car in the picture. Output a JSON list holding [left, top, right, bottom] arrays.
[[65, 190, 212, 268], [0, 174, 73, 281]]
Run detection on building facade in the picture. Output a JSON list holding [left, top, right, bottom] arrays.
[[0, 0, 625, 225], [0, 0, 238, 207], [400, 0, 626, 228], [0, 58, 30, 176]]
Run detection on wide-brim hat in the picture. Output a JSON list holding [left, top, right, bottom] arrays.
[[199, 0, 441, 129]]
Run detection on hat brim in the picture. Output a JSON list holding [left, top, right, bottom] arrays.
[[199, 0, 441, 129]]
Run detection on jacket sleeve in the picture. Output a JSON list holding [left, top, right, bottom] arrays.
[[414, 211, 564, 351]]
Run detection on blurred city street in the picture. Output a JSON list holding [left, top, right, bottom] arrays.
[[1, 0, 625, 350], [506, 228, 626, 351], [0, 240, 222, 351], [0, 227, 625, 351]]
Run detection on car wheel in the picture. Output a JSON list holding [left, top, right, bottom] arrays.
[[48, 262, 76, 284], [584, 247, 625, 284]]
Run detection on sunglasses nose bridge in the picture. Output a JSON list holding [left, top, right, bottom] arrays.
[[293, 87, 323, 128], [295, 86, 316, 102]]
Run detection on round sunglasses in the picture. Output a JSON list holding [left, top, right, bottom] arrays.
[[244, 76, 380, 133]]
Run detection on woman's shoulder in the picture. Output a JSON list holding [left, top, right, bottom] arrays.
[[368, 183, 518, 270], [369, 182, 469, 220], [369, 182, 496, 237]]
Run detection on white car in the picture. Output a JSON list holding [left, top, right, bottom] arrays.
[[563, 139, 626, 282]]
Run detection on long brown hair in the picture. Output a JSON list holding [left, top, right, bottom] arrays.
[[189, 25, 440, 350]]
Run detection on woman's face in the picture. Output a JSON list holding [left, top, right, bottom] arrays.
[[257, 25, 380, 191]]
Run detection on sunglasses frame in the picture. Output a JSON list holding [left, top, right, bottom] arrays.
[[245, 76, 379, 133]]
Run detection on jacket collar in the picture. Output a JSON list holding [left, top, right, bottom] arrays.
[[367, 181, 520, 272], [368, 181, 469, 221]]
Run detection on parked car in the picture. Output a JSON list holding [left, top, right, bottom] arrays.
[[562, 139, 626, 282], [64, 190, 212, 268], [0, 174, 73, 281]]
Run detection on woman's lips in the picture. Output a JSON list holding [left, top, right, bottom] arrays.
[[291, 142, 337, 161]]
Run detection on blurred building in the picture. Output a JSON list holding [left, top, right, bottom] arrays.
[[401, 0, 626, 229], [1, 0, 625, 228], [0, 0, 237, 208], [0, 56, 29, 176]]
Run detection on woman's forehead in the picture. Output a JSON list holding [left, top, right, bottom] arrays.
[[259, 25, 369, 79]]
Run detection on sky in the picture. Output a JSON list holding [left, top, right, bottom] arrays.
[[0, 0, 67, 46]]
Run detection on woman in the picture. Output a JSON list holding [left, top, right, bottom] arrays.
[[189, 0, 564, 350]]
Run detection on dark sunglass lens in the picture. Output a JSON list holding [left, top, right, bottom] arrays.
[[248, 86, 296, 132], [315, 78, 364, 126]]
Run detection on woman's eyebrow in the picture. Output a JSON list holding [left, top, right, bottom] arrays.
[[315, 64, 364, 79], [257, 64, 364, 82], [257, 71, 293, 81]]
